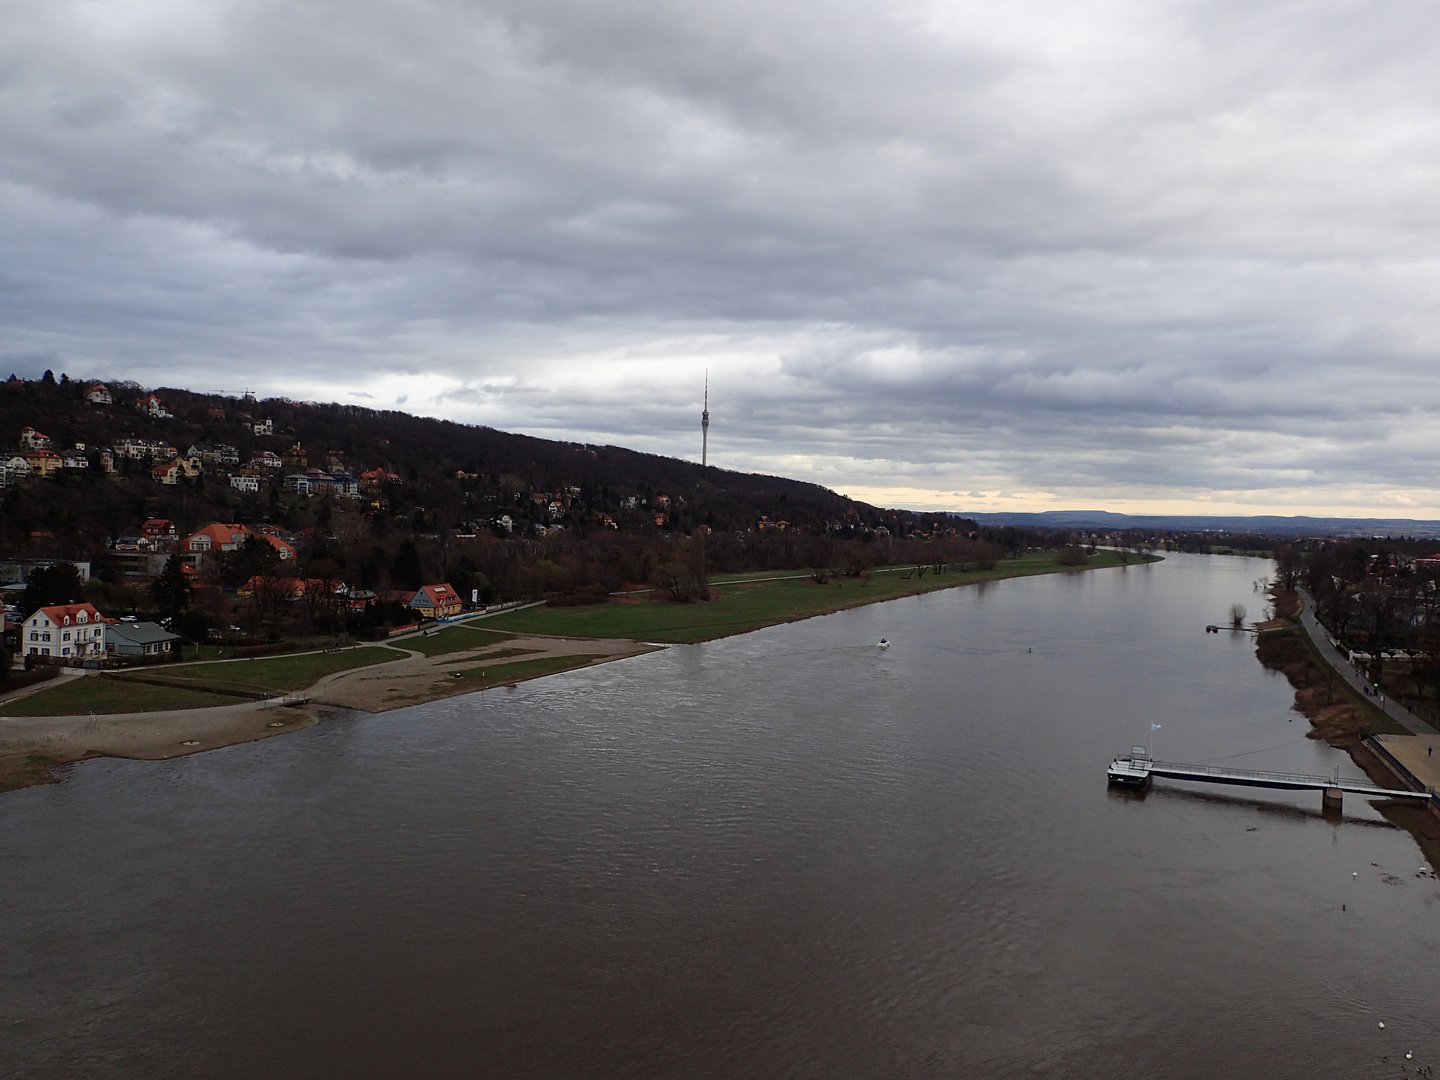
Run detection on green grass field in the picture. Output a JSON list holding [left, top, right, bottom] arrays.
[[488, 550, 1150, 644], [401, 625, 517, 657], [1, 678, 248, 717], [130, 646, 406, 696]]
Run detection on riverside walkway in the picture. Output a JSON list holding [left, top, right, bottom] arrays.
[[1294, 587, 1435, 736]]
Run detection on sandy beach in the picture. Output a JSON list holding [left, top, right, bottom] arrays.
[[0, 632, 657, 795]]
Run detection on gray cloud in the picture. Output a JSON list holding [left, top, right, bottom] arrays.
[[3, 0, 1440, 513]]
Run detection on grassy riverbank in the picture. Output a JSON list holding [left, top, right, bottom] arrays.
[[485, 549, 1152, 644], [1, 678, 249, 717]]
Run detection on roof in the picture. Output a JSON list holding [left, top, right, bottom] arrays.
[[412, 583, 459, 607], [29, 602, 104, 626], [108, 621, 181, 646]]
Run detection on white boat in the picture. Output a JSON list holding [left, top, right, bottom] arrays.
[[1107, 746, 1154, 789], [878, 638, 890, 648]]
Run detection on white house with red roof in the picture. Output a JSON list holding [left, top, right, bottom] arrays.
[[138, 393, 172, 419], [22, 603, 110, 660], [86, 383, 112, 405], [19, 426, 51, 449], [407, 583, 462, 619]]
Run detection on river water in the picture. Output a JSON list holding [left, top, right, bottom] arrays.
[[3, 553, 1438, 1078]]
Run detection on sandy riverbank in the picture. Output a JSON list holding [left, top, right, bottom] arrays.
[[308, 634, 656, 712], [0, 701, 310, 794], [0, 632, 654, 795]]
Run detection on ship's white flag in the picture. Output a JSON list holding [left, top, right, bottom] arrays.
[[1151, 723, 1163, 730]]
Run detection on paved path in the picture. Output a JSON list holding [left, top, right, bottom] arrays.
[[1296, 587, 1435, 735], [161, 601, 547, 668]]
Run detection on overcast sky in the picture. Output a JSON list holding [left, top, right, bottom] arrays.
[[3, 0, 1440, 515]]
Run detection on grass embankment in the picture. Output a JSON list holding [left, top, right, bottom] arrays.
[[3, 647, 408, 716], [129, 646, 406, 697], [403, 625, 516, 657], [1, 678, 248, 717], [490, 549, 1149, 644]]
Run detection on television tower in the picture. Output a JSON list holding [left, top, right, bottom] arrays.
[[701, 373, 710, 467]]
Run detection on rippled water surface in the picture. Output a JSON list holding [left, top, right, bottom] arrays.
[[4, 553, 1439, 1078]]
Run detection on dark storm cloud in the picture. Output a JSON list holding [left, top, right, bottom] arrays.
[[3, 0, 1440, 511]]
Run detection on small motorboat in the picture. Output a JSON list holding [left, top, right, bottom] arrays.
[[878, 638, 890, 648]]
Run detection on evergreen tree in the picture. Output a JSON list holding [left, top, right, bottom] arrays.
[[150, 555, 193, 617]]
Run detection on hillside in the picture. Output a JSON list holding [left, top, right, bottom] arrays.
[[0, 375, 991, 589], [0, 373, 901, 551]]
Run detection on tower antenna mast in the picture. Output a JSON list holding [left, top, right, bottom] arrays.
[[701, 372, 710, 468]]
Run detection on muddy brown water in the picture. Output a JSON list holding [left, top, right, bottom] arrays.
[[3, 552, 1438, 1078]]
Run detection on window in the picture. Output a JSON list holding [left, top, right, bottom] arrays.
[[62, 632, 70, 641], [29, 632, 37, 641]]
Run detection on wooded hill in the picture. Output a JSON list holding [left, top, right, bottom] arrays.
[[0, 373, 969, 560]]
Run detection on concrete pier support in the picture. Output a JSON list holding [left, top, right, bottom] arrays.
[[1323, 787, 1343, 810]]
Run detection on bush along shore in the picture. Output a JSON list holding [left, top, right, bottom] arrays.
[[0, 548, 1154, 796]]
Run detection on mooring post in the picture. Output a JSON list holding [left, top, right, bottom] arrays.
[[1323, 787, 1343, 810]]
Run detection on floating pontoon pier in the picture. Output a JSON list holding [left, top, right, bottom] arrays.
[[1107, 747, 1431, 809]]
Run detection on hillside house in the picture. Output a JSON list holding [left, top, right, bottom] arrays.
[[138, 393, 172, 419], [23, 449, 62, 477], [19, 427, 51, 449], [249, 451, 284, 470], [23, 603, 108, 660], [141, 519, 179, 544], [408, 583, 462, 619], [152, 462, 181, 485], [360, 467, 400, 488], [180, 523, 296, 566], [186, 443, 240, 466], [329, 471, 360, 497], [253, 418, 273, 436], [229, 474, 260, 493], [115, 438, 176, 461], [61, 450, 88, 469], [86, 384, 113, 405]]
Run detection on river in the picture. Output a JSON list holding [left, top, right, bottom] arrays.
[[3, 552, 1438, 1078]]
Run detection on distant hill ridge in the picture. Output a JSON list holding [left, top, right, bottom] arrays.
[[958, 510, 1440, 539]]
